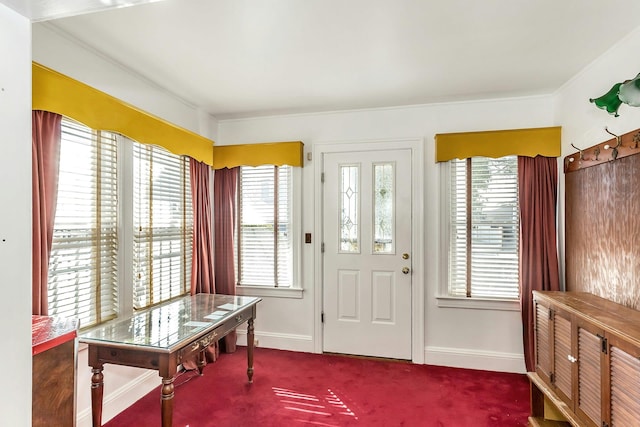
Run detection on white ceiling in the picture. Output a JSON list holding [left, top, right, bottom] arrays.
[[31, 0, 640, 119]]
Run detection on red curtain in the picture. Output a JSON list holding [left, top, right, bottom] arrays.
[[189, 158, 215, 295], [183, 158, 218, 369], [32, 111, 62, 315], [518, 155, 560, 372], [183, 165, 238, 370], [214, 167, 239, 353]]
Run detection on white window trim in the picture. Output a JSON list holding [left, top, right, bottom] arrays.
[[236, 285, 303, 299], [234, 166, 303, 299], [117, 136, 135, 317], [437, 161, 520, 312]]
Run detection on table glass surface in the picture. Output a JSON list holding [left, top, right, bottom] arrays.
[[79, 294, 260, 351]]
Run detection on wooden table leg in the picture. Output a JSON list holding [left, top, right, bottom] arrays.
[[196, 350, 206, 376], [247, 317, 255, 383], [90, 364, 104, 427], [161, 377, 175, 427]]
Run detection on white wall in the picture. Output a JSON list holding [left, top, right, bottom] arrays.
[[219, 96, 556, 373], [0, 3, 32, 425], [554, 27, 640, 284]]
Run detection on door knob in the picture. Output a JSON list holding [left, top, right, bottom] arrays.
[[402, 267, 410, 274], [402, 253, 410, 259]]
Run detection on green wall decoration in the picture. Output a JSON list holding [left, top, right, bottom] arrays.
[[590, 73, 640, 116]]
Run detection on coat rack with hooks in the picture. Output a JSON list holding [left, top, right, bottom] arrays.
[[564, 127, 640, 173]]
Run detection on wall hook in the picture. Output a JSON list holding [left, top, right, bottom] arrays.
[[603, 127, 621, 160], [570, 143, 585, 161]]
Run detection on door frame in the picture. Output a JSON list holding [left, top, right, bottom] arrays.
[[313, 138, 425, 363]]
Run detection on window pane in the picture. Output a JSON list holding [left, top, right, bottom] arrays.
[[277, 166, 293, 287], [238, 165, 292, 287], [239, 165, 275, 286], [133, 143, 192, 309], [449, 159, 468, 297], [449, 156, 519, 299], [373, 162, 394, 254], [340, 164, 359, 253], [48, 120, 118, 328]]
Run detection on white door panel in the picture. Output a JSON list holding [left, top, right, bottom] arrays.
[[322, 148, 412, 359]]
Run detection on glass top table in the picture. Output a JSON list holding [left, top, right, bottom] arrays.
[[80, 293, 261, 351], [79, 293, 261, 427]]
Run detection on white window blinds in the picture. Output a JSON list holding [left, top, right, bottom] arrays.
[[48, 119, 119, 328], [133, 143, 192, 309], [238, 165, 292, 287], [449, 156, 520, 299]]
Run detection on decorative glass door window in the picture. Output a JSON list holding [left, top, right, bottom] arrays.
[[339, 164, 360, 253], [373, 162, 395, 254]]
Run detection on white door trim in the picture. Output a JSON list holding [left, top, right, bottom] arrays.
[[313, 137, 425, 364]]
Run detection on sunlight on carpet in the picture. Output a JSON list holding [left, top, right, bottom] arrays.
[[273, 386, 358, 425], [103, 348, 530, 426]]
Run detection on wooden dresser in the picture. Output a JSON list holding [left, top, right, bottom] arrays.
[[32, 315, 79, 427], [529, 291, 640, 427]]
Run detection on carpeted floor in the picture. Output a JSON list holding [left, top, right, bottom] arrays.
[[104, 347, 530, 426]]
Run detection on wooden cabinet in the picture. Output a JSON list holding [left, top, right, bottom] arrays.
[[32, 315, 79, 427], [529, 291, 640, 427]]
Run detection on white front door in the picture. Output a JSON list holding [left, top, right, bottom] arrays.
[[322, 148, 412, 360]]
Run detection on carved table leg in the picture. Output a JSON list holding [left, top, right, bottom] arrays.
[[90, 364, 104, 427], [247, 317, 255, 383], [197, 350, 206, 376], [161, 377, 175, 427]]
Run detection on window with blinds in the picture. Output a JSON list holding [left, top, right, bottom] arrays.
[[448, 156, 519, 299], [133, 143, 192, 309], [48, 119, 119, 328], [237, 165, 292, 287], [48, 120, 193, 328]]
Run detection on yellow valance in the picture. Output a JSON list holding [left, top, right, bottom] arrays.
[[212, 141, 304, 169], [32, 62, 215, 166], [434, 126, 561, 162]]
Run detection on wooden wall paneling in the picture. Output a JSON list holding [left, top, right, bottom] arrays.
[[564, 126, 640, 310]]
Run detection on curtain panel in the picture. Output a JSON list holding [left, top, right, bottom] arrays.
[[189, 158, 215, 295], [182, 158, 217, 370], [518, 155, 561, 372], [214, 167, 239, 353], [32, 111, 62, 315]]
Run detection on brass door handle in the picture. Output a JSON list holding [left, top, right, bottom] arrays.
[[402, 267, 410, 274]]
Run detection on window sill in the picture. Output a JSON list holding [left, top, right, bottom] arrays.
[[236, 286, 304, 299], [436, 296, 520, 311]]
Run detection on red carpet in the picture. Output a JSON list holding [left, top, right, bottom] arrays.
[[104, 347, 530, 426]]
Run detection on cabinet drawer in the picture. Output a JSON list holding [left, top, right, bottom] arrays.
[[553, 312, 572, 405], [535, 301, 553, 385], [575, 322, 602, 427]]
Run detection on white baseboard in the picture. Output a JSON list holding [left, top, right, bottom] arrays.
[[236, 329, 315, 353], [76, 370, 159, 427], [425, 346, 526, 374]]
